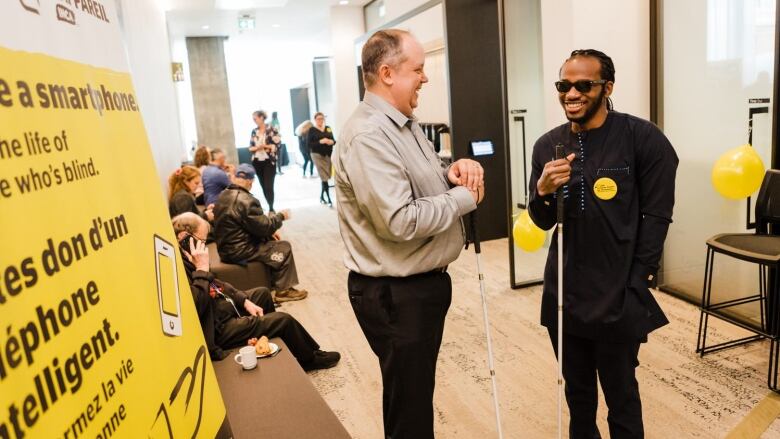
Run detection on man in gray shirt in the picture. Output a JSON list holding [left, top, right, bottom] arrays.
[[334, 29, 484, 439]]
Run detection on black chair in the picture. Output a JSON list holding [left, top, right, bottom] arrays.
[[697, 169, 780, 390]]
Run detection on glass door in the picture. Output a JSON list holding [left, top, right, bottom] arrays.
[[658, 0, 777, 325], [502, 0, 549, 288]]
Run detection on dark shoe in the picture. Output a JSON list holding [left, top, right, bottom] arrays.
[[302, 350, 341, 371], [209, 347, 229, 361], [273, 287, 308, 302]]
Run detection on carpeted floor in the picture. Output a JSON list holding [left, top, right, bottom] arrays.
[[262, 170, 780, 439]]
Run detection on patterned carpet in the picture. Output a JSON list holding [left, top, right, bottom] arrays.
[[264, 172, 780, 438]]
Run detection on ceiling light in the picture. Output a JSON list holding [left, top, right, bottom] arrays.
[[201, 25, 210, 29], [272, 24, 281, 28], [339, 0, 349, 4], [238, 14, 255, 30], [216, 0, 287, 10]]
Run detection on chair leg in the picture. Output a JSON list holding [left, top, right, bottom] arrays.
[[771, 337, 775, 390], [698, 248, 714, 355], [760, 266, 767, 332], [770, 269, 780, 392]]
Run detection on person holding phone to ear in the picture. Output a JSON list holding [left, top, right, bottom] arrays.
[[172, 212, 340, 370]]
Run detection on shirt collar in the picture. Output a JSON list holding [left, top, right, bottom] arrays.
[[363, 91, 414, 128]]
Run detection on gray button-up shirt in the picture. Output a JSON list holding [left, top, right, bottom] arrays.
[[333, 91, 476, 277]]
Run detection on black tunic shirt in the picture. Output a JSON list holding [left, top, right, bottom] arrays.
[[307, 125, 336, 156], [528, 111, 678, 342]]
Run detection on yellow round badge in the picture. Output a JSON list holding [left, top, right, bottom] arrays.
[[593, 177, 618, 200]]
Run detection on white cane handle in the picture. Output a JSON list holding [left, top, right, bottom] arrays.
[[554, 143, 566, 439]]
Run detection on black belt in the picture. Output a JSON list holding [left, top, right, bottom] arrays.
[[350, 266, 448, 278]]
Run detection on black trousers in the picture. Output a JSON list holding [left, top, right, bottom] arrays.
[[216, 288, 318, 364], [298, 136, 314, 176], [247, 240, 299, 291], [251, 158, 276, 212], [276, 144, 284, 173], [302, 152, 313, 176], [348, 270, 452, 439], [547, 329, 643, 439]]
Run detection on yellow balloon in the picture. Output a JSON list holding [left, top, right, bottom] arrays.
[[712, 144, 765, 200], [513, 210, 546, 252]]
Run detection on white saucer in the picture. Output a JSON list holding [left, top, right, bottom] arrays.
[[256, 342, 280, 358]]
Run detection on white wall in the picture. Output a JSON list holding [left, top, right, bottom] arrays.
[[383, 0, 430, 24], [540, 0, 650, 129], [117, 0, 186, 192], [170, 36, 198, 158], [330, 6, 365, 134]]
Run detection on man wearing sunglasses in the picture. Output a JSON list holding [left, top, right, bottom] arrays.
[[528, 49, 678, 438]]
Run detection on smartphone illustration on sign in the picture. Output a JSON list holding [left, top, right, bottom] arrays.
[[154, 235, 182, 336]]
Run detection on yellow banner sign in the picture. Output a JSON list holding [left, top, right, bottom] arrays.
[[0, 1, 228, 438]]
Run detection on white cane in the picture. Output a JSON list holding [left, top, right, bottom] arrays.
[[554, 143, 566, 439], [469, 211, 503, 439]]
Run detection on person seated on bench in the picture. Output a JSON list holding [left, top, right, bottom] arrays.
[[169, 165, 214, 221], [172, 212, 340, 371], [194, 145, 211, 172], [213, 164, 307, 303], [193, 146, 210, 205], [202, 148, 234, 207]]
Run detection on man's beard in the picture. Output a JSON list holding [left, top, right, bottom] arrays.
[[566, 88, 606, 126]]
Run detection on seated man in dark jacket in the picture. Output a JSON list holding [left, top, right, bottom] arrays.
[[172, 212, 339, 370], [213, 164, 307, 302]]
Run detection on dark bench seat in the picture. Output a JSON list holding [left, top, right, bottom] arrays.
[[207, 242, 271, 291], [212, 339, 351, 439]]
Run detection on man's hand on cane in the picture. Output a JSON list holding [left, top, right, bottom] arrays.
[[537, 153, 576, 196]]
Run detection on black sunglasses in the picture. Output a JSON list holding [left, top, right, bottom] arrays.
[[555, 79, 608, 93]]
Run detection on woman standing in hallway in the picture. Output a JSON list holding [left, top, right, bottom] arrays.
[[307, 112, 336, 206], [249, 110, 281, 212]]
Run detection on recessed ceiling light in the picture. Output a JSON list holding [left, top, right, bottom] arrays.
[[272, 24, 281, 28], [238, 14, 256, 29], [201, 25, 210, 29], [216, 0, 287, 10], [339, 0, 349, 4]]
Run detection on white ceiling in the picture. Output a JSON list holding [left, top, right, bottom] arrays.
[[165, 0, 370, 41]]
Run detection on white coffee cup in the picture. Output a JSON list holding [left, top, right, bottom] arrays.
[[234, 346, 257, 370]]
